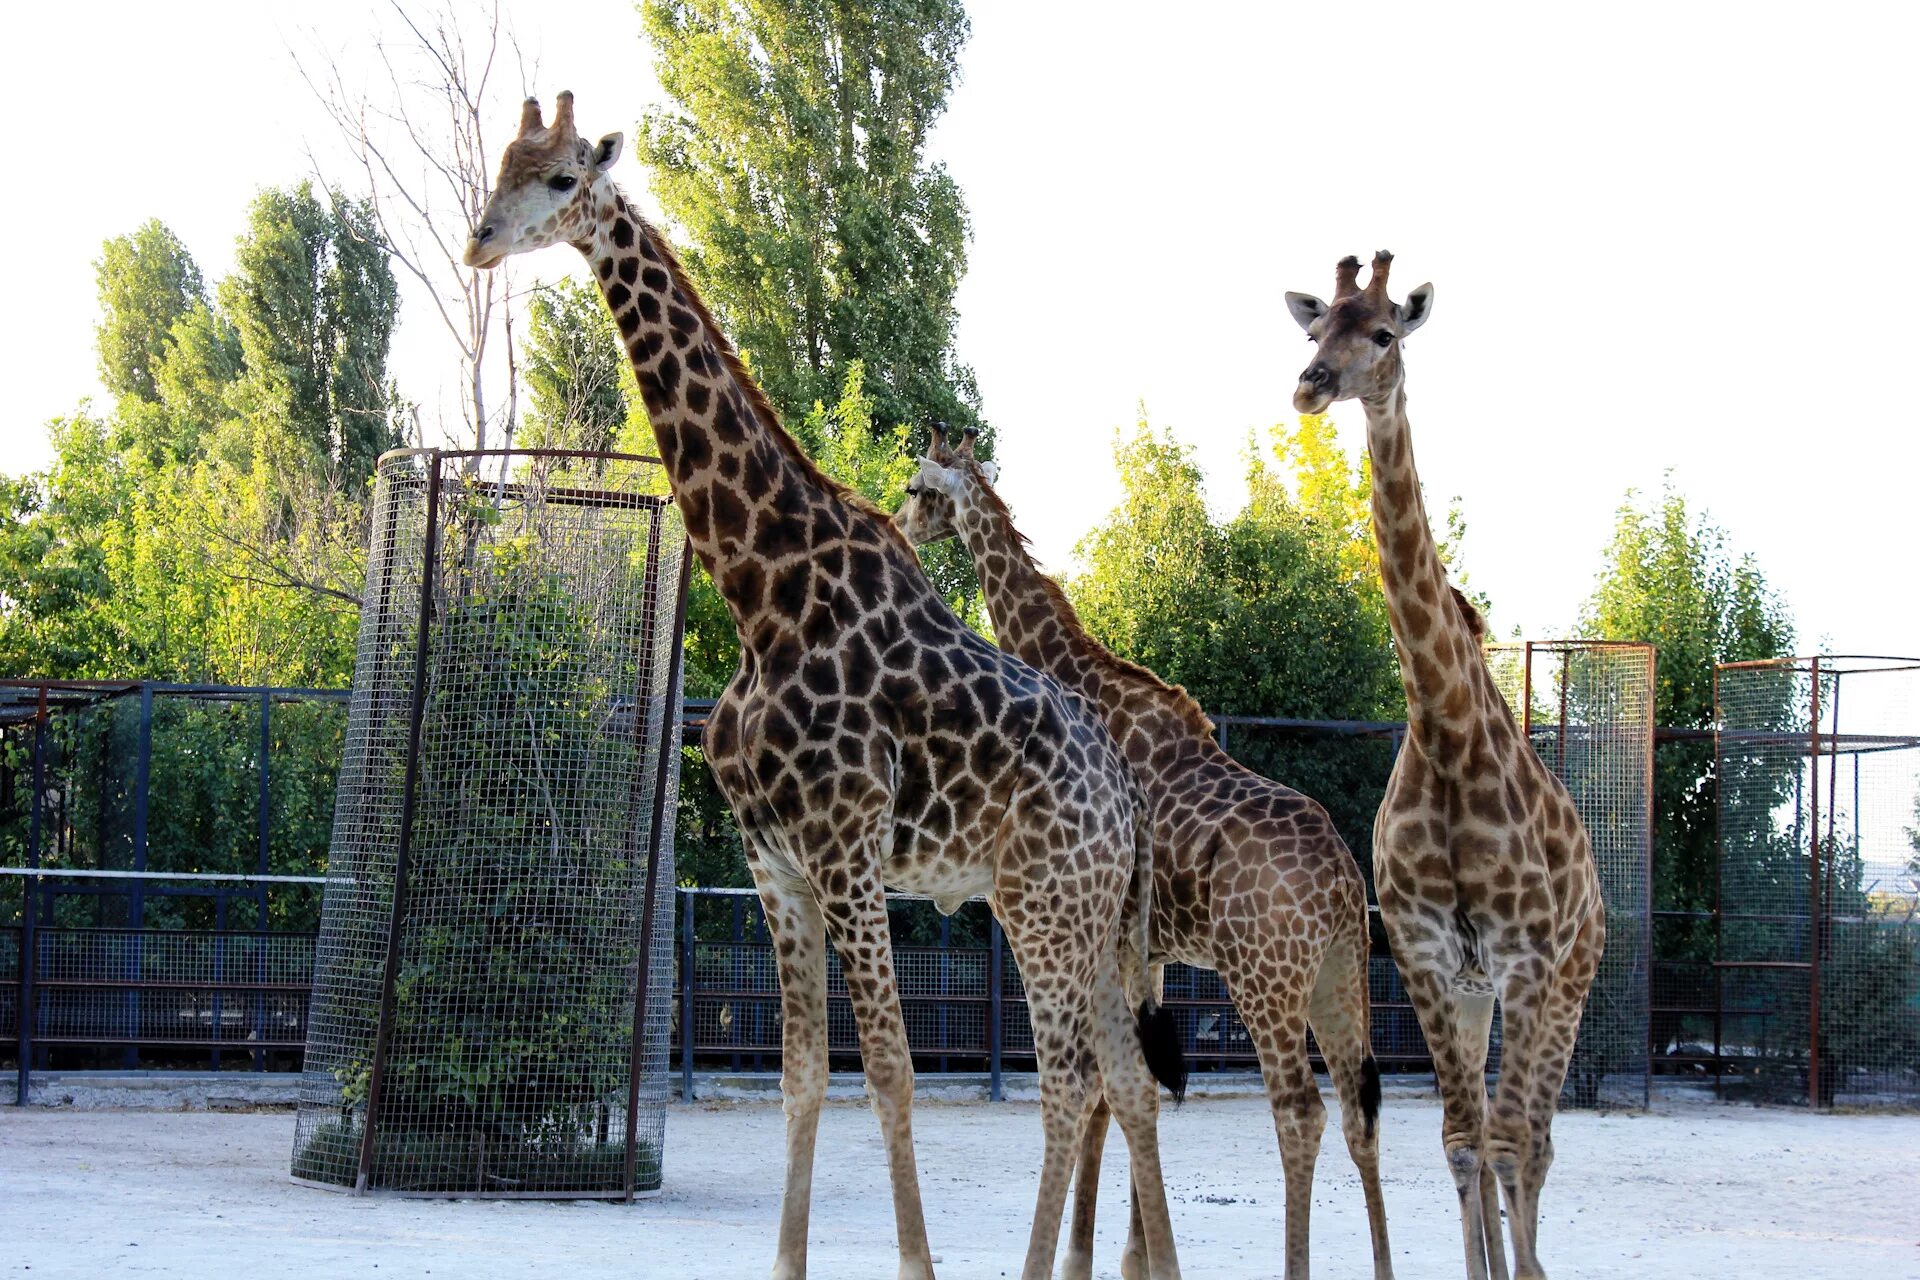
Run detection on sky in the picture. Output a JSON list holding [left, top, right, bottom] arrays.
[[2, 0, 1917, 657]]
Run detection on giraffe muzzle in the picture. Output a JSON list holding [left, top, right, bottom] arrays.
[[1293, 363, 1336, 414]]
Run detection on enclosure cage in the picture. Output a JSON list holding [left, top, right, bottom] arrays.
[[1489, 641, 1656, 1108], [1716, 656, 1920, 1108], [291, 449, 690, 1199]]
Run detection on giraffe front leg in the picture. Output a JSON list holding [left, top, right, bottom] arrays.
[[817, 864, 937, 1280], [749, 860, 831, 1280]]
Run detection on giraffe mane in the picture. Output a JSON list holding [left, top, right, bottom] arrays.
[[967, 472, 1219, 742], [632, 199, 915, 556], [1449, 586, 1487, 642]]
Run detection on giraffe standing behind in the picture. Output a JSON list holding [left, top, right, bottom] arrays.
[[1286, 252, 1604, 1280], [896, 431, 1393, 1280], [464, 93, 1187, 1280]]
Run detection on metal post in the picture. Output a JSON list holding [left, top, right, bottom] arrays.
[[356, 453, 446, 1193], [125, 684, 152, 1069], [1522, 640, 1534, 743], [18, 687, 48, 1106], [987, 915, 1004, 1102], [680, 889, 696, 1103], [212, 896, 227, 1073], [626, 527, 690, 1200], [1641, 644, 1657, 1108], [1556, 648, 1571, 773], [1806, 657, 1823, 1109], [1710, 664, 1725, 1097], [254, 691, 271, 1071]]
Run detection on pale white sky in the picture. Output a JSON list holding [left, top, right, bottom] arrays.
[[2, 1, 1916, 655]]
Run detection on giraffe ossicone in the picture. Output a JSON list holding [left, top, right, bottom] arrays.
[[1287, 251, 1604, 1280], [468, 91, 1188, 1280]]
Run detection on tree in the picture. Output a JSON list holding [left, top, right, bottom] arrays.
[[1070, 416, 1407, 866], [220, 183, 402, 488], [94, 220, 207, 406], [639, 0, 978, 436], [300, 0, 528, 456], [520, 280, 632, 452], [1580, 479, 1795, 915]]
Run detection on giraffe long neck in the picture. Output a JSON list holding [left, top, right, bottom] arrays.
[[575, 193, 901, 632], [1361, 386, 1487, 751], [950, 488, 1215, 759]]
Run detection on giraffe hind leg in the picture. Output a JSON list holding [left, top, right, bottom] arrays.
[[1454, 990, 1509, 1280], [1307, 918, 1395, 1280], [1061, 1094, 1110, 1280]]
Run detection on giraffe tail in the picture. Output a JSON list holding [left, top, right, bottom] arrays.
[[1126, 789, 1187, 1103]]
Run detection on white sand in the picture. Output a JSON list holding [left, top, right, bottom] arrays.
[[4, 1091, 1916, 1278]]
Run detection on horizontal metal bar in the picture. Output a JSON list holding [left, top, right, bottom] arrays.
[[28, 980, 311, 993], [22, 1036, 305, 1049], [0, 869, 328, 885]]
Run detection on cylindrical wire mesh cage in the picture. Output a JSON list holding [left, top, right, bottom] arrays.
[[292, 449, 689, 1198], [1716, 656, 1920, 1108], [1489, 641, 1656, 1109]]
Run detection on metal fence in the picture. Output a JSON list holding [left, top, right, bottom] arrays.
[[1716, 656, 1920, 1107], [290, 449, 689, 1199], [8, 651, 1669, 1110]]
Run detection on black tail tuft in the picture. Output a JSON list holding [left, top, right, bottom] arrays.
[[1137, 1001, 1188, 1105], [1360, 1054, 1381, 1139]]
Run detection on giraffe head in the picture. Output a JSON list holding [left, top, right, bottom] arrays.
[[463, 92, 624, 270], [895, 426, 997, 546], [1285, 251, 1434, 413]]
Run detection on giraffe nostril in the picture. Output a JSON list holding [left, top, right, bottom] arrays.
[[477, 224, 496, 243]]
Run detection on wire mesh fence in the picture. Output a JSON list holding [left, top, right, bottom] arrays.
[[1716, 656, 1920, 1107], [1489, 642, 1656, 1108], [291, 449, 688, 1198]]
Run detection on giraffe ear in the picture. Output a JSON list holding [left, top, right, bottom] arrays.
[[1284, 292, 1327, 332], [916, 457, 963, 494], [1398, 283, 1435, 335], [593, 133, 624, 172], [977, 461, 999, 485]]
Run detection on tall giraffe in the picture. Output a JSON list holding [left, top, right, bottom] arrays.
[[465, 94, 1186, 1280], [1285, 252, 1604, 1280], [895, 430, 1392, 1280]]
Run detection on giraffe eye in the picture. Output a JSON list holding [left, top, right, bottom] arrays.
[[1373, 330, 1394, 347], [905, 483, 920, 496], [547, 174, 577, 192]]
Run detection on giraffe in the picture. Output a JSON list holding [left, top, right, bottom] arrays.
[[895, 429, 1392, 1280], [464, 93, 1187, 1280], [1285, 252, 1605, 1280]]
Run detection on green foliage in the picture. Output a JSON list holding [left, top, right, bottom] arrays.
[[219, 183, 401, 488], [521, 279, 632, 453], [1069, 415, 1407, 869], [638, 0, 978, 437], [94, 220, 207, 405], [1580, 480, 1795, 916], [1, 186, 398, 688]]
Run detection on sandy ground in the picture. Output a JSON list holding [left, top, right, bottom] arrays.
[[3, 1091, 1917, 1279]]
